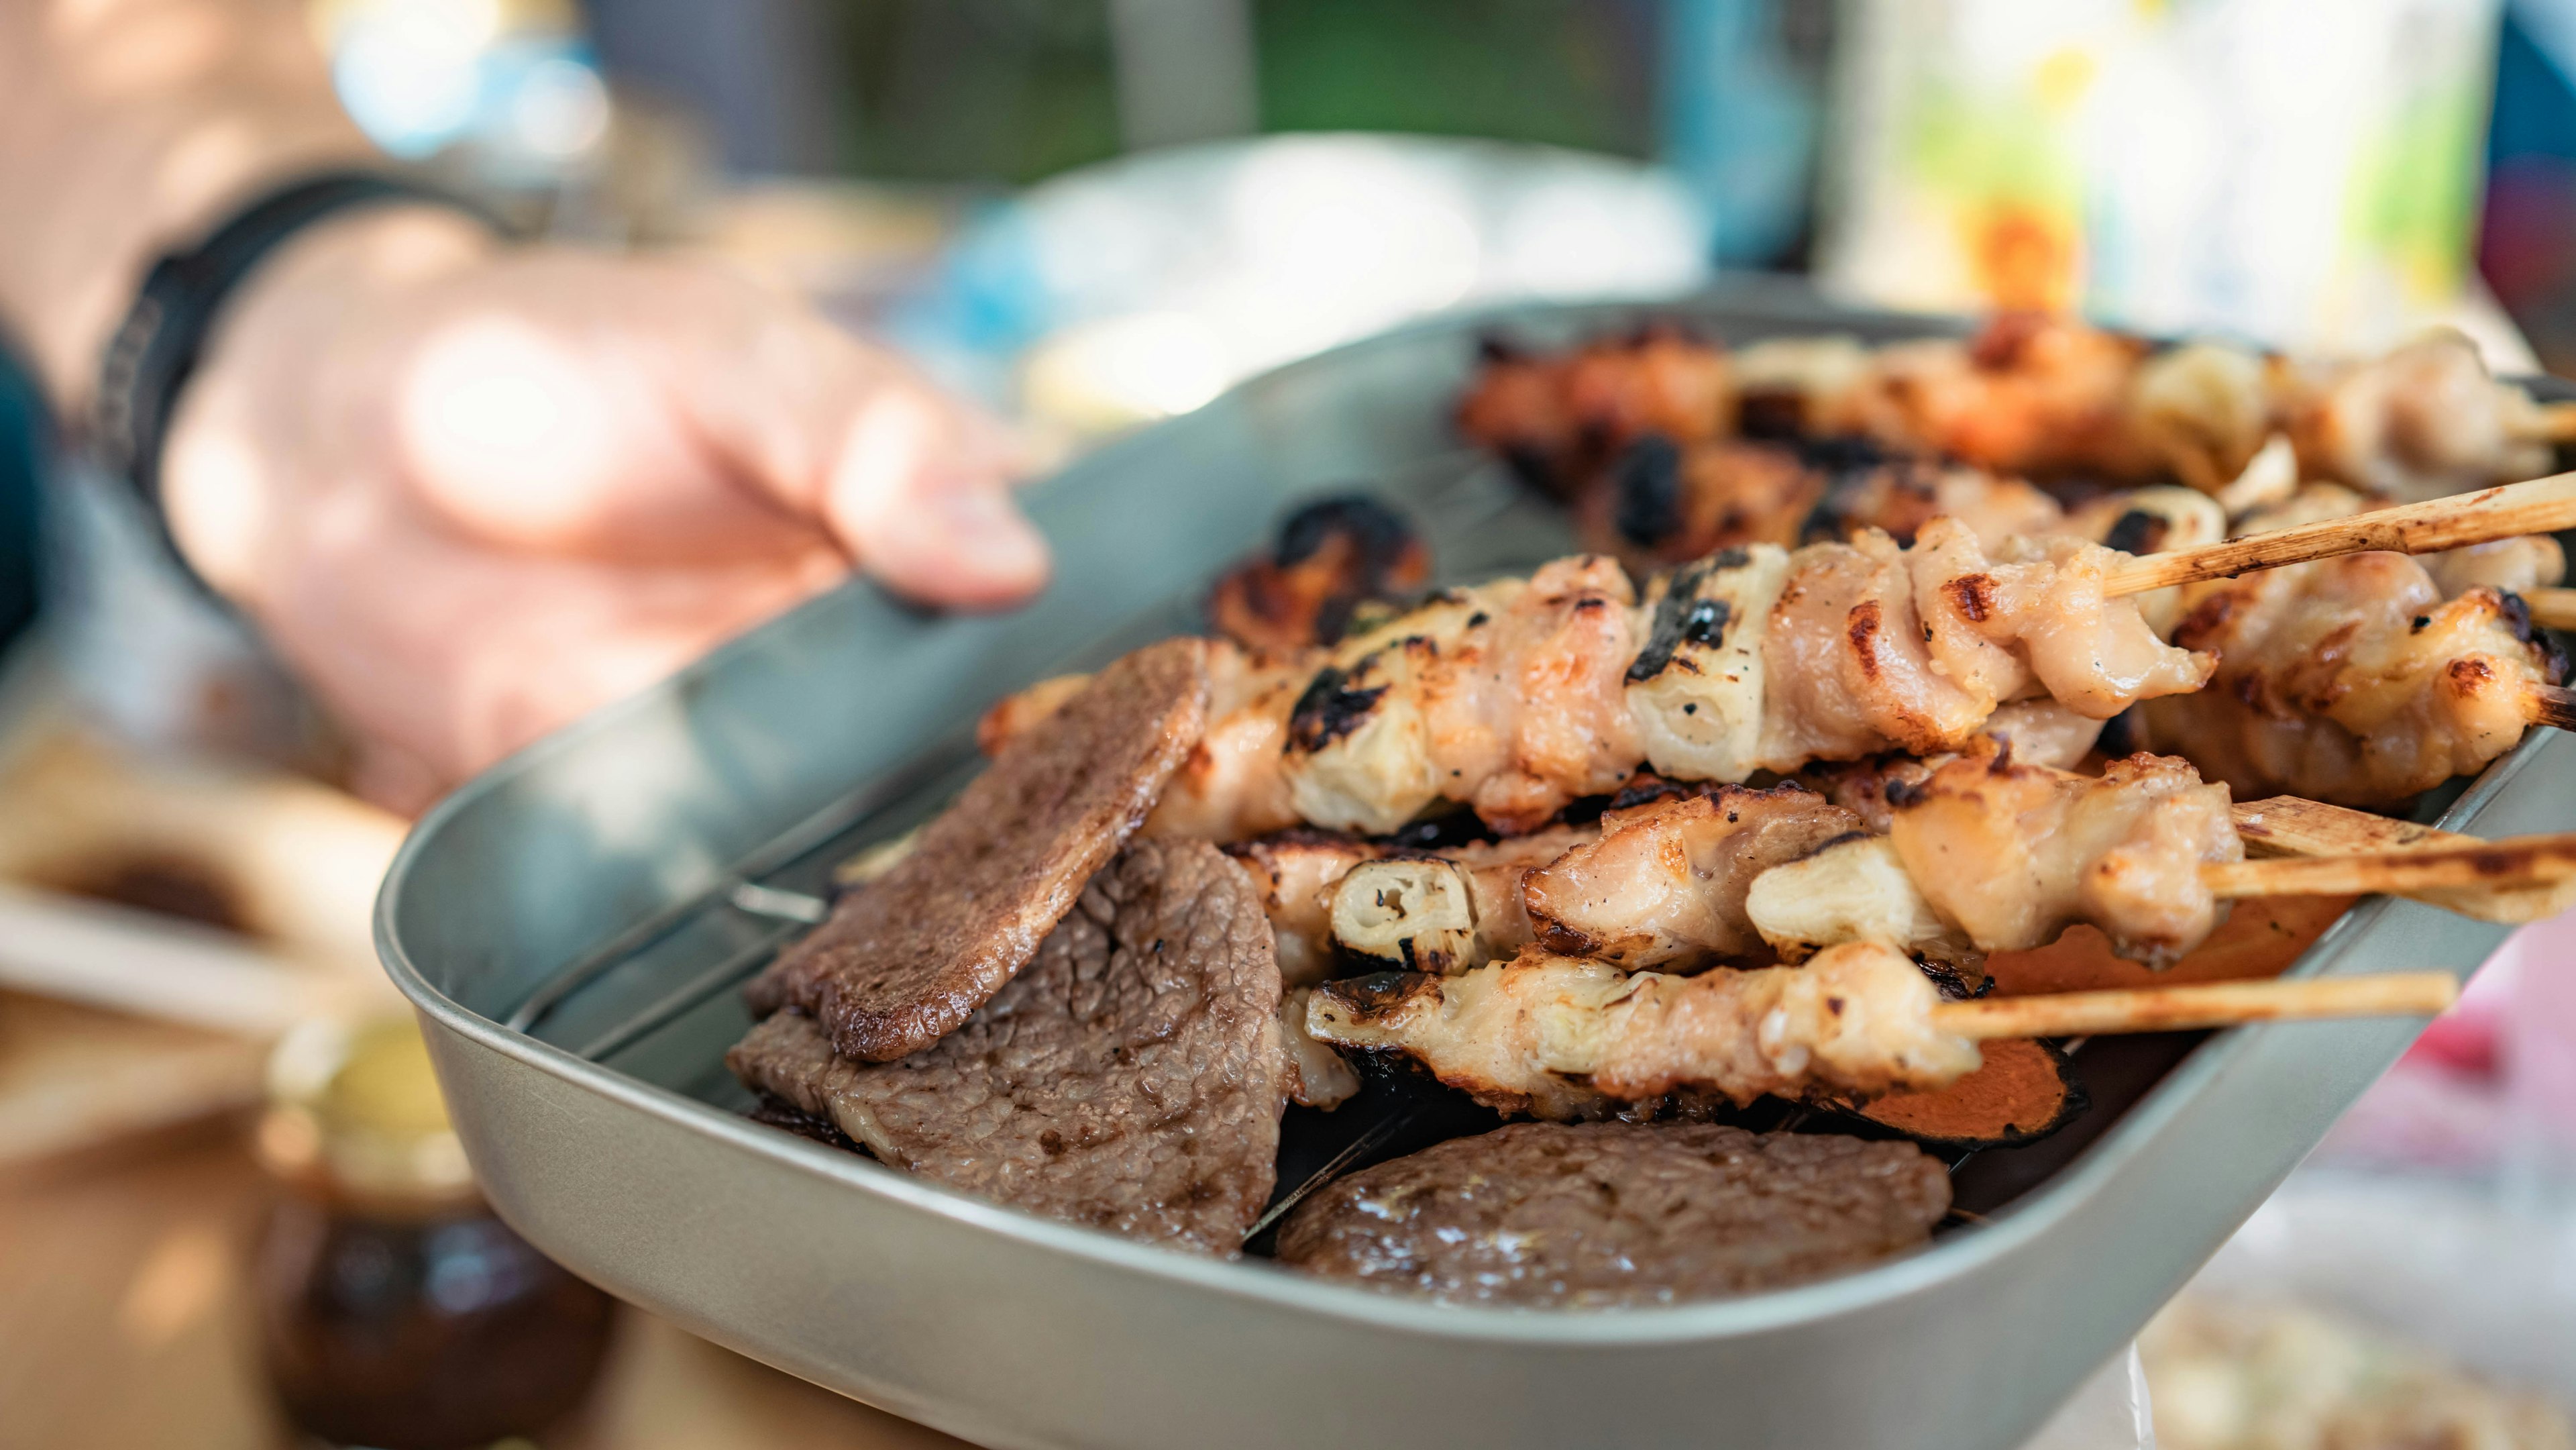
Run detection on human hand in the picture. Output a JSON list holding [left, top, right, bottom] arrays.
[[162, 208, 1048, 807]]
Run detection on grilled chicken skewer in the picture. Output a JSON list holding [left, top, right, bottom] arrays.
[[992, 472, 2576, 840], [1305, 941, 2457, 1118], [1334, 748, 2576, 984], [989, 525, 2211, 839], [1462, 317, 2576, 505]]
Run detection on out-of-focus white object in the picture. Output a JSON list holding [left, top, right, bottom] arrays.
[[1820, 0, 2505, 356], [0, 885, 368, 1037], [893, 135, 1713, 431], [2161, 1170, 2576, 1423]]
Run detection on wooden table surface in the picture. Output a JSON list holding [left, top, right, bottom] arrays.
[[0, 1117, 971, 1450]]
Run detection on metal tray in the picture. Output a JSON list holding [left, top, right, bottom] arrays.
[[378, 282, 2575, 1450]]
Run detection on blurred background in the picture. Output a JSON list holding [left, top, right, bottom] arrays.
[[12, 2, 2576, 1447]]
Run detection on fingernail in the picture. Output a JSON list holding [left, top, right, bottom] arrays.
[[924, 486, 1050, 590]]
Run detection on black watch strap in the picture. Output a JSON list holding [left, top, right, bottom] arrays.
[[94, 170, 501, 561]]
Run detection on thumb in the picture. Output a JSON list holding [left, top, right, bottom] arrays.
[[814, 382, 1051, 609]]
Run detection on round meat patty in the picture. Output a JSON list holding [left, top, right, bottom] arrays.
[[747, 637, 1209, 1061], [729, 836, 1285, 1257], [1275, 1121, 1950, 1307]]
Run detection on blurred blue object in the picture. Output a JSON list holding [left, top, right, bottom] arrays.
[[0, 348, 43, 658], [318, 0, 610, 179], [1658, 0, 1820, 268], [883, 134, 1713, 431]]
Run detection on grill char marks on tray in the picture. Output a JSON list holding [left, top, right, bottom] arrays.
[[747, 637, 1211, 1061], [730, 837, 1284, 1257], [1275, 1121, 1950, 1308]]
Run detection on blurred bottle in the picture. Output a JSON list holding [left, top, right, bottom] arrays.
[[255, 1017, 614, 1450], [1658, 0, 1828, 269], [1817, 0, 2505, 354]]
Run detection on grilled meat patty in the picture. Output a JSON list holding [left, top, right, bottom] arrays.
[[747, 637, 1210, 1061], [729, 837, 1283, 1257], [1276, 1121, 1950, 1307]]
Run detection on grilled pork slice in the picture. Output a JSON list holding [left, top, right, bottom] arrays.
[[1307, 943, 1982, 1118], [1520, 784, 1864, 969], [1276, 1121, 1950, 1308], [730, 837, 1282, 1256], [980, 641, 1316, 844], [751, 638, 1209, 1061]]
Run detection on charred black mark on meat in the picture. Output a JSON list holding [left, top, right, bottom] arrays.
[[2101, 509, 2169, 558], [1612, 433, 1686, 548], [1288, 665, 1389, 752], [1737, 389, 1806, 439], [1627, 558, 1736, 682]]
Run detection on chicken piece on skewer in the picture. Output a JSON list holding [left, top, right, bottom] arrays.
[[1585, 435, 1827, 566], [1546, 747, 2234, 972], [1222, 830, 1386, 986], [1328, 824, 1597, 975], [1309, 943, 2456, 1119], [1455, 326, 1734, 499], [1871, 745, 2239, 968], [1585, 424, 2232, 577], [1517, 784, 1866, 970], [1338, 748, 2238, 986], [2135, 550, 2566, 805], [1737, 521, 2210, 772], [1286, 556, 1644, 835], [1856, 314, 2159, 479], [1291, 527, 2204, 836], [994, 529, 2208, 841], [2286, 330, 2576, 502], [1622, 526, 2206, 792], [1594, 433, 2070, 570], [1204, 495, 1432, 654], [1278, 986, 1362, 1110], [1467, 318, 2576, 509], [1305, 942, 1981, 1119]]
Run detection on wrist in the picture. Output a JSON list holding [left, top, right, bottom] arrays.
[[160, 205, 497, 599]]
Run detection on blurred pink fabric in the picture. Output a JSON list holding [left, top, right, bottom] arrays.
[[2322, 911, 2576, 1172]]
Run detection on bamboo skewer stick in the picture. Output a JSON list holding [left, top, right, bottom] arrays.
[[2523, 586, 2576, 632], [2231, 796, 2576, 923], [1928, 972, 2459, 1041], [2200, 830, 2576, 899], [2102, 472, 2576, 597], [2525, 682, 2576, 731]]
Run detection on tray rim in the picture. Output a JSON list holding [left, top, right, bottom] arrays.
[[374, 281, 2542, 1346]]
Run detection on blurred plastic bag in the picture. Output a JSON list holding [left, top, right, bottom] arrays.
[[1819, 0, 2504, 355]]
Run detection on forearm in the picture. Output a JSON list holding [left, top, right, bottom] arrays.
[[0, 0, 376, 410]]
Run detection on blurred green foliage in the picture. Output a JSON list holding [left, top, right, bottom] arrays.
[[1253, 0, 1654, 156], [832, 0, 1655, 185], [840, 0, 1124, 183]]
